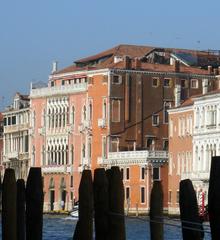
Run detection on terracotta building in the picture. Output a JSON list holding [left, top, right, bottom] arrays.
[[30, 44, 220, 212]]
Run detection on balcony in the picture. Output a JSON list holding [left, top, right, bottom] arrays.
[[4, 123, 30, 133], [181, 171, 210, 181], [42, 165, 72, 174], [78, 120, 91, 132], [100, 150, 168, 166], [30, 82, 87, 98], [7, 152, 19, 160], [98, 118, 107, 128]]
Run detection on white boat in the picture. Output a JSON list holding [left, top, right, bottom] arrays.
[[70, 205, 79, 219]]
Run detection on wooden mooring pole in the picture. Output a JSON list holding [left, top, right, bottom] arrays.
[[149, 180, 164, 240], [93, 168, 109, 240], [2, 168, 17, 240], [179, 179, 202, 240], [108, 166, 126, 240], [73, 169, 93, 240], [17, 179, 26, 240], [26, 167, 44, 240], [208, 156, 220, 240]]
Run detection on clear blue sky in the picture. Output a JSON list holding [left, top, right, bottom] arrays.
[[0, 0, 219, 110]]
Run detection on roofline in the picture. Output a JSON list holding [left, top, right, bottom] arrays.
[[50, 67, 216, 80], [168, 105, 193, 114]]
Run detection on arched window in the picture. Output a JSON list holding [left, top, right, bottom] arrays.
[[49, 178, 55, 189], [83, 105, 86, 121], [89, 103, 92, 121]]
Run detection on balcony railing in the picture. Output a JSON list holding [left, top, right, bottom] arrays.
[[42, 165, 72, 174], [30, 82, 87, 98], [181, 171, 209, 181], [100, 150, 168, 166], [4, 123, 30, 133]]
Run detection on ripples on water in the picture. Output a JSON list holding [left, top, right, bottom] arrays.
[[0, 215, 211, 239]]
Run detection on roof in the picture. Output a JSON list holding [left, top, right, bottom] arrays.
[[53, 44, 220, 75]]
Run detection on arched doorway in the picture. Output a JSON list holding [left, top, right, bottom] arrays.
[[60, 177, 66, 210], [49, 178, 55, 211]]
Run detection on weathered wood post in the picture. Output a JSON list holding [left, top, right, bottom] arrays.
[[26, 167, 44, 240], [179, 179, 202, 240], [2, 168, 17, 240], [208, 156, 220, 239], [149, 180, 163, 240], [73, 169, 93, 240], [108, 166, 126, 240], [93, 168, 109, 240], [17, 179, 26, 240]]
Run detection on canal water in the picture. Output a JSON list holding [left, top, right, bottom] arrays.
[[42, 215, 211, 240], [0, 215, 211, 239]]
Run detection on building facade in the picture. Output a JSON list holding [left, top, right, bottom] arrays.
[[2, 93, 30, 180], [30, 44, 220, 212]]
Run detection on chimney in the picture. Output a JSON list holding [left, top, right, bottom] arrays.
[[52, 61, 58, 73], [214, 68, 219, 75], [174, 60, 180, 72], [134, 58, 141, 69], [123, 56, 132, 69], [174, 84, 181, 107], [202, 79, 208, 94], [208, 65, 213, 74]]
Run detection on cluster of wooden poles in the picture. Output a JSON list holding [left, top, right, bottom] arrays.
[[1, 156, 220, 240]]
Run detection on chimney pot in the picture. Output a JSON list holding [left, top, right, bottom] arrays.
[[52, 61, 58, 73], [134, 58, 141, 69], [174, 60, 180, 72], [208, 65, 213, 74], [123, 56, 132, 69]]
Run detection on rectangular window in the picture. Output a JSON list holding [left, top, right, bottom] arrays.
[[152, 114, 159, 126], [163, 140, 168, 150], [8, 117, 11, 126], [125, 187, 130, 200], [191, 79, 198, 89], [70, 176, 73, 188], [121, 168, 124, 180], [112, 100, 120, 122], [169, 190, 172, 203], [126, 167, 130, 180], [111, 137, 118, 152], [12, 116, 16, 125], [164, 102, 171, 123], [146, 138, 155, 150], [62, 80, 65, 85], [51, 81, 54, 87], [140, 187, 145, 203], [181, 79, 187, 88], [141, 167, 145, 180], [24, 135, 29, 152], [3, 118, 7, 126], [164, 78, 172, 87], [153, 167, 160, 180], [176, 190, 179, 204], [112, 75, 122, 84], [152, 77, 159, 87], [102, 136, 107, 158]]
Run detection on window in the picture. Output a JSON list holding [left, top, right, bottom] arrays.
[[191, 79, 198, 89], [126, 168, 130, 180], [141, 167, 145, 180], [82, 144, 85, 158], [70, 176, 73, 188], [112, 100, 120, 122], [125, 187, 130, 200], [51, 81, 54, 87], [112, 75, 122, 84], [121, 168, 124, 180], [181, 79, 187, 88], [103, 99, 107, 119], [83, 105, 86, 121], [169, 190, 172, 203], [89, 103, 92, 121], [176, 190, 179, 204], [146, 138, 155, 150], [152, 114, 159, 126], [164, 78, 172, 87], [8, 117, 11, 125], [164, 102, 171, 123], [12, 116, 16, 125], [111, 137, 119, 152], [152, 78, 159, 87], [3, 118, 7, 126], [140, 187, 145, 203], [71, 106, 75, 125], [62, 80, 65, 85], [102, 136, 107, 158], [163, 140, 168, 150], [153, 167, 160, 180]]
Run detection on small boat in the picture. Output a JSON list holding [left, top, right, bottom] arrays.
[[70, 205, 79, 219]]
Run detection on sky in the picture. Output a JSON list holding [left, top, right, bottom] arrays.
[[0, 0, 220, 110]]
